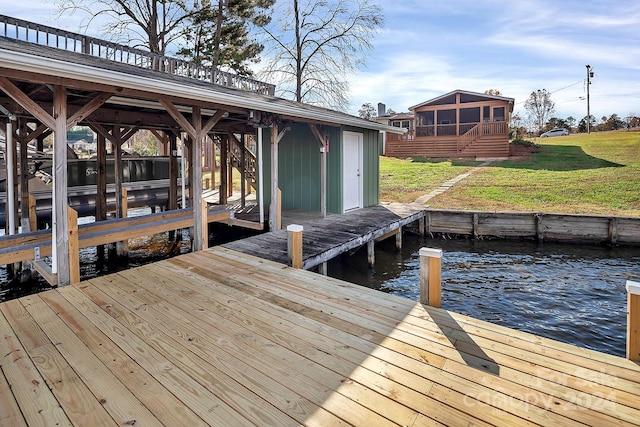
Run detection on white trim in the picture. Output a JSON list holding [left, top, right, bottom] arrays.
[[419, 248, 443, 258], [627, 280, 640, 295]]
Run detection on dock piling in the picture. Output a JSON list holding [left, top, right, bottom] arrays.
[[287, 224, 303, 269], [420, 247, 442, 308], [627, 280, 640, 361]]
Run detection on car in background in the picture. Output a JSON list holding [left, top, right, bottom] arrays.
[[540, 128, 569, 137]]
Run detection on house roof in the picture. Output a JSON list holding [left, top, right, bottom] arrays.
[[409, 89, 515, 111], [0, 37, 404, 134]]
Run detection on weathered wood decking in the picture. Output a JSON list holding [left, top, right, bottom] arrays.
[[222, 203, 426, 269], [2, 246, 640, 426]]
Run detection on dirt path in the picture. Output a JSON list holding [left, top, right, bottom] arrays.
[[413, 160, 493, 205]]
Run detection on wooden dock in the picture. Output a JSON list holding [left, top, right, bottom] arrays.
[[222, 203, 427, 269], [2, 247, 640, 426]]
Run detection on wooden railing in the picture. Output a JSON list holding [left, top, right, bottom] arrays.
[[0, 14, 275, 96], [414, 121, 508, 144]]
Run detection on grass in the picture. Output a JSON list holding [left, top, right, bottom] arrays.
[[380, 130, 640, 217], [380, 157, 480, 203]]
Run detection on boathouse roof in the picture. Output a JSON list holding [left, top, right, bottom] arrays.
[[0, 35, 401, 134]]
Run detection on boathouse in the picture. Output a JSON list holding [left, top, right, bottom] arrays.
[[0, 15, 402, 287], [385, 90, 514, 158]]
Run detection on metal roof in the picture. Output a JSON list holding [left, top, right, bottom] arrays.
[[0, 37, 403, 134]]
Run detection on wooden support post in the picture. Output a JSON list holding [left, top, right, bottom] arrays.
[[419, 247, 442, 308], [287, 224, 303, 269], [396, 226, 403, 250], [367, 240, 375, 268], [28, 193, 37, 232], [627, 280, 640, 361], [277, 188, 282, 231], [67, 206, 80, 285], [318, 262, 328, 276], [472, 213, 479, 239], [419, 216, 425, 236], [117, 187, 129, 256], [201, 198, 209, 250]]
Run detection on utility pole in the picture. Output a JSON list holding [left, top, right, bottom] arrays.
[[586, 65, 593, 134]]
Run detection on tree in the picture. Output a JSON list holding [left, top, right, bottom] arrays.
[[259, 0, 384, 111], [484, 89, 502, 96], [177, 0, 274, 76], [578, 115, 596, 133], [524, 89, 555, 134], [358, 103, 377, 120], [58, 0, 194, 55]]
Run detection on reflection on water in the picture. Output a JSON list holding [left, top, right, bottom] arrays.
[[0, 208, 192, 302], [328, 234, 640, 357]]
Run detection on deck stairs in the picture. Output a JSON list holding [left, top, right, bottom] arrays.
[[212, 133, 258, 192]]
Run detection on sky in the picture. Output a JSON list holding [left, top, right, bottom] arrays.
[[1, 0, 639, 122]]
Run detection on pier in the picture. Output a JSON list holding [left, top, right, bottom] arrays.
[[223, 203, 427, 270], [2, 246, 639, 426]]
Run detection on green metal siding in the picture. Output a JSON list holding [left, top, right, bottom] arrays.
[[279, 123, 321, 211], [259, 124, 380, 214]]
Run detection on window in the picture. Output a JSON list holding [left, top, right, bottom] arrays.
[[493, 107, 505, 122]]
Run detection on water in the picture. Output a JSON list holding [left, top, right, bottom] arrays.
[[0, 208, 192, 302], [328, 234, 640, 357], [4, 217, 639, 358]]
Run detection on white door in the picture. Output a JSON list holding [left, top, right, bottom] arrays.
[[343, 131, 363, 212]]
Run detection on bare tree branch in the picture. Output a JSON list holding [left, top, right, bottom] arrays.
[[258, 0, 383, 111]]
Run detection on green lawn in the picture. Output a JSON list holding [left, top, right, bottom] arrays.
[[380, 130, 640, 217]]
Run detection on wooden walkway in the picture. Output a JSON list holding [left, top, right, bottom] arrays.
[[222, 203, 426, 269], [2, 247, 640, 426]]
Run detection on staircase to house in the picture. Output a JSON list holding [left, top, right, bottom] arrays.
[[457, 122, 509, 157]]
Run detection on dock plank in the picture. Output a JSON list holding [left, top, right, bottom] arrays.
[[2, 245, 640, 426], [0, 302, 73, 427]]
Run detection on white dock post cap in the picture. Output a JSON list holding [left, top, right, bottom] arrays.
[[419, 247, 443, 258], [627, 280, 640, 295], [287, 224, 303, 232]]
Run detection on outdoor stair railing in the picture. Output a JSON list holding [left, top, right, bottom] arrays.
[[457, 121, 508, 152], [0, 14, 275, 96]]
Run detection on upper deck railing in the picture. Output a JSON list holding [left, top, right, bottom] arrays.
[[0, 14, 275, 96]]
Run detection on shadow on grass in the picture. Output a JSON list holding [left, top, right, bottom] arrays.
[[495, 145, 625, 171]]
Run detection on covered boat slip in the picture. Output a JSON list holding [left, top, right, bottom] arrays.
[[0, 14, 401, 287], [2, 246, 640, 426]]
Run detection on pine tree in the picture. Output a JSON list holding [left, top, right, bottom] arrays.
[[177, 0, 274, 77]]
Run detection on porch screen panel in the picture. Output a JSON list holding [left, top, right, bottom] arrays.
[[437, 109, 456, 136], [493, 107, 505, 121], [416, 111, 434, 137]]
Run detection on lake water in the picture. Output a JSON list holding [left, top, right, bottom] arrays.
[[2, 219, 639, 358], [327, 234, 640, 358]]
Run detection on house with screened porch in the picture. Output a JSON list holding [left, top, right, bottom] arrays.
[[384, 90, 514, 159]]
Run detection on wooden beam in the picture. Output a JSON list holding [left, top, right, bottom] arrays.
[[66, 92, 112, 128], [287, 224, 303, 269], [419, 247, 442, 308], [202, 109, 227, 135], [269, 121, 289, 232], [159, 99, 197, 139], [87, 121, 118, 145], [68, 206, 80, 284], [628, 281, 640, 361], [191, 105, 204, 251], [52, 84, 69, 286], [309, 123, 328, 217], [0, 76, 55, 129]]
